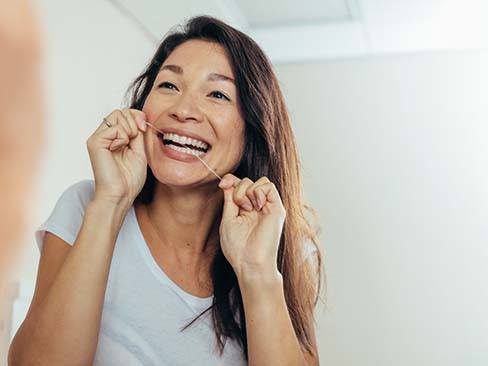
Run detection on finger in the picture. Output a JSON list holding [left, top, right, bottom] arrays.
[[88, 118, 125, 151], [221, 186, 239, 220], [245, 184, 260, 211], [234, 178, 254, 211], [128, 119, 146, 157], [254, 176, 271, 185], [247, 176, 271, 210], [255, 182, 282, 211], [256, 189, 267, 210], [218, 173, 240, 190], [265, 182, 280, 204], [109, 124, 130, 151], [128, 109, 147, 132], [94, 110, 119, 134], [121, 109, 139, 138], [116, 109, 135, 139]]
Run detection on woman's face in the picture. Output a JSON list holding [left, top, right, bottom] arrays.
[[142, 39, 245, 187]]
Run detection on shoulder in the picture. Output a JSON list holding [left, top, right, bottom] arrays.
[[50, 179, 96, 220], [60, 179, 95, 206], [35, 180, 95, 250]]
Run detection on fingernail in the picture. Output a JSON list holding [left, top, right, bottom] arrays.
[[243, 203, 253, 211], [137, 119, 145, 131], [257, 196, 263, 209], [218, 179, 230, 189]]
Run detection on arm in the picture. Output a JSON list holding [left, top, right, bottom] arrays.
[[217, 174, 320, 365], [238, 269, 320, 366], [8, 199, 129, 366]]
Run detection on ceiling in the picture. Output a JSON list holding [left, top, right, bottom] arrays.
[[234, 0, 353, 27], [112, 0, 488, 63]]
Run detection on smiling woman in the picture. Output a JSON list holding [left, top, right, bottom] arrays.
[[8, 15, 323, 366]]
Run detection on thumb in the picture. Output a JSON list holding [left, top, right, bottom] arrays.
[[221, 187, 239, 220]]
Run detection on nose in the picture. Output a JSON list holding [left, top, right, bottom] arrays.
[[168, 91, 203, 123]]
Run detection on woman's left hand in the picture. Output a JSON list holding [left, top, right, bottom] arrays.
[[218, 174, 286, 280]]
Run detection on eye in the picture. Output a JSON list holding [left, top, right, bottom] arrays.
[[158, 82, 178, 91], [209, 91, 231, 101]]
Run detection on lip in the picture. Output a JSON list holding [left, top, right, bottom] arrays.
[[158, 134, 209, 163], [158, 127, 212, 147]]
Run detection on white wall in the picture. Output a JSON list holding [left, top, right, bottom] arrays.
[[4, 1, 488, 365], [275, 51, 488, 365]]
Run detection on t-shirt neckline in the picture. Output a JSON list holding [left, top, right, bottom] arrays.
[[129, 205, 214, 306]]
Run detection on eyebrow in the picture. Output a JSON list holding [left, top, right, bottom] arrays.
[[159, 64, 235, 85]]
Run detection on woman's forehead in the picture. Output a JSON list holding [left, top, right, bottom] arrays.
[[163, 40, 234, 76]]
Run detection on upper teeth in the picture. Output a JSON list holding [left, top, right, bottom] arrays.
[[164, 133, 209, 150]]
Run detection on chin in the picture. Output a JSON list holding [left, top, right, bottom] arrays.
[[150, 163, 216, 188]]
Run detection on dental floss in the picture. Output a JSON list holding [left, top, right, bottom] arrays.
[[188, 151, 223, 181], [144, 121, 223, 181]]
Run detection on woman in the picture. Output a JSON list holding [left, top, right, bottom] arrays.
[[9, 16, 323, 366]]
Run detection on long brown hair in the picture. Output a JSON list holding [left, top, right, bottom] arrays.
[[126, 15, 325, 361]]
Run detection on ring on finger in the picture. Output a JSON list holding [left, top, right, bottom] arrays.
[[103, 118, 112, 128]]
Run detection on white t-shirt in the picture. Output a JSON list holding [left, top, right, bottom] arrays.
[[35, 179, 247, 366]]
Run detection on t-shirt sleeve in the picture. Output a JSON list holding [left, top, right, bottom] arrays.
[[302, 238, 319, 265], [301, 237, 321, 285], [35, 179, 95, 252]]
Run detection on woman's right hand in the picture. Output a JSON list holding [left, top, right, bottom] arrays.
[[86, 108, 148, 208]]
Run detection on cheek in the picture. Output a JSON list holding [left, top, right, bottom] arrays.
[[142, 94, 171, 122], [225, 127, 246, 172], [141, 95, 156, 121], [232, 122, 245, 148], [221, 118, 245, 157]]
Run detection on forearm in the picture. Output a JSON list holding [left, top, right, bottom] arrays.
[[238, 269, 308, 366], [9, 199, 129, 366]]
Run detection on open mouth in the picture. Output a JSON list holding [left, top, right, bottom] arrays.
[[158, 132, 211, 156]]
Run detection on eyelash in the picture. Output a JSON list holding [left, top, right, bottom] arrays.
[[157, 82, 231, 101]]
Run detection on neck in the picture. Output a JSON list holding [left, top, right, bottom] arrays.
[[140, 181, 223, 264]]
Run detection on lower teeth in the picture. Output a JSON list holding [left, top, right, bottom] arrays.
[[166, 143, 205, 156]]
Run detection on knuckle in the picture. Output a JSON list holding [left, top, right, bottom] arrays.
[[117, 132, 128, 142], [232, 179, 243, 188], [238, 182, 249, 192], [136, 110, 146, 119], [233, 195, 245, 204], [126, 110, 137, 124], [112, 110, 122, 120], [120, 112, 130, 125], [128, 108, 142, 120]]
